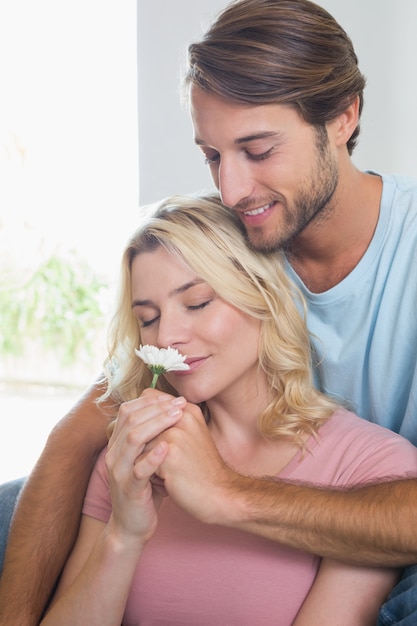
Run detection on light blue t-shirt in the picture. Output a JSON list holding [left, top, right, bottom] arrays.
[[285, 174, 417, 445]]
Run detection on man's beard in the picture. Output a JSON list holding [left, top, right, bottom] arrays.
[[245, 127, 339, 253]]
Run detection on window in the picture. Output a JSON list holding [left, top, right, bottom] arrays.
[[0, 0, 139, 482]]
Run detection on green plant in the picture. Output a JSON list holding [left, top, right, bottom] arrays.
[[0, 251, 109, 366]]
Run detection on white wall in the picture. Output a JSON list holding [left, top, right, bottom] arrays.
[[138, 0, 417, 204], [319, 1, 417, 179], [138, 0, 224, 203]]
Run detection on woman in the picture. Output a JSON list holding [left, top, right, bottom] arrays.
[[41, 194, 417, 625]]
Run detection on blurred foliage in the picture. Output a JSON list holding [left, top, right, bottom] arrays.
[[0, 252, 109, 366]]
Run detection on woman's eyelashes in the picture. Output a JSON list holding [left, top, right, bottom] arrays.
[[186, 299, 212, 311], [139, 299, 213, 328], [140, 315, 159, 328]]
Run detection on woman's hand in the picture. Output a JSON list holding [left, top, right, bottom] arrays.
[[105, 389, 187, 544]]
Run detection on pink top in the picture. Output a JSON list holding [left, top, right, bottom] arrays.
[[83, 408, 417, 625]]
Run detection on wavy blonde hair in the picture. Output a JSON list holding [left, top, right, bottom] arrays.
[[101, 193, 338, 444]]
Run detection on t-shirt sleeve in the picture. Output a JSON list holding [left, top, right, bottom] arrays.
[[336, 423, 417, 486], [281, 409, 417, 488], [82, 447, 112, 523]]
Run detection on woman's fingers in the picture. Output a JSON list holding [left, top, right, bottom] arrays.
[[132, 441, 168, 482], [108, 395, 186, 470], [106, 393, 186, 512], [110, 392, 186, 441]]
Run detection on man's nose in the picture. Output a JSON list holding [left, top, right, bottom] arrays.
[[217, 156, 254, 209]]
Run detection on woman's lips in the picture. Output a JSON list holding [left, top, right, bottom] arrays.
[[173, 356, 208, 375]]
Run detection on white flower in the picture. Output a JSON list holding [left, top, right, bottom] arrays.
[[135, 344, 190, 388]]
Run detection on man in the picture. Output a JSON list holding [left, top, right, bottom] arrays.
[[1, 1, 417, 624]]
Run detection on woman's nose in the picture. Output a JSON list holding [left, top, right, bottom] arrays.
[[155, 313, 187, 350]]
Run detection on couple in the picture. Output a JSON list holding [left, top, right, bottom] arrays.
[[40, 192, 417, 624], [2, 0, 417, 624]]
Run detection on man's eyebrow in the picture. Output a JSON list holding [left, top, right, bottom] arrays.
[[131, 279, 205, 308], [195, 131, 282, 146], [235, 131, 282, 144]]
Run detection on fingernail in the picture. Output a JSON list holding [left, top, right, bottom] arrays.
[[168, 408, 181, 417], [171, 396, 186, 406]]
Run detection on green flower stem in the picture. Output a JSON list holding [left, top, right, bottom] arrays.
[[150, 372, 160, 388], [148, 365, 167, 389]]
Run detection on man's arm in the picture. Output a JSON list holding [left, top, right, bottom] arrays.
[[0, 377, 116, 626], [225, 474, 417, 567], [153, 404, 417, 567]]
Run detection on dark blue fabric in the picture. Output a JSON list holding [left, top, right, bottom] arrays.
[[0, 477, 25, 574], [378, 565, 417, 625]]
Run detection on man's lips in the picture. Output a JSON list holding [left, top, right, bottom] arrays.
[[235, 201, 276, 225], [241, 201, 275, 217]]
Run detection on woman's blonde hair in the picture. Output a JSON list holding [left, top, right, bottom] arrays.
[[101, 193, 337, 444]]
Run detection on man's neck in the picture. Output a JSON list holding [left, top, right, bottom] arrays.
[[286, 170, 382, 293]]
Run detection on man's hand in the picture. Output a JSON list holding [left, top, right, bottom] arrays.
[[151, 402, 239, 525]]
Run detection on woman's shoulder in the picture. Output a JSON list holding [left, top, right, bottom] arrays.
[[307, 408, 417, 486], [322, 407, 412, 443]]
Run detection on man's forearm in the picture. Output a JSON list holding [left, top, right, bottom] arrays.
[[226, 474, 417, 566], [0, 379, 115, 626]]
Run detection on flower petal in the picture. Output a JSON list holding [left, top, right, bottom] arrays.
[[135, 345, 190, 372]]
